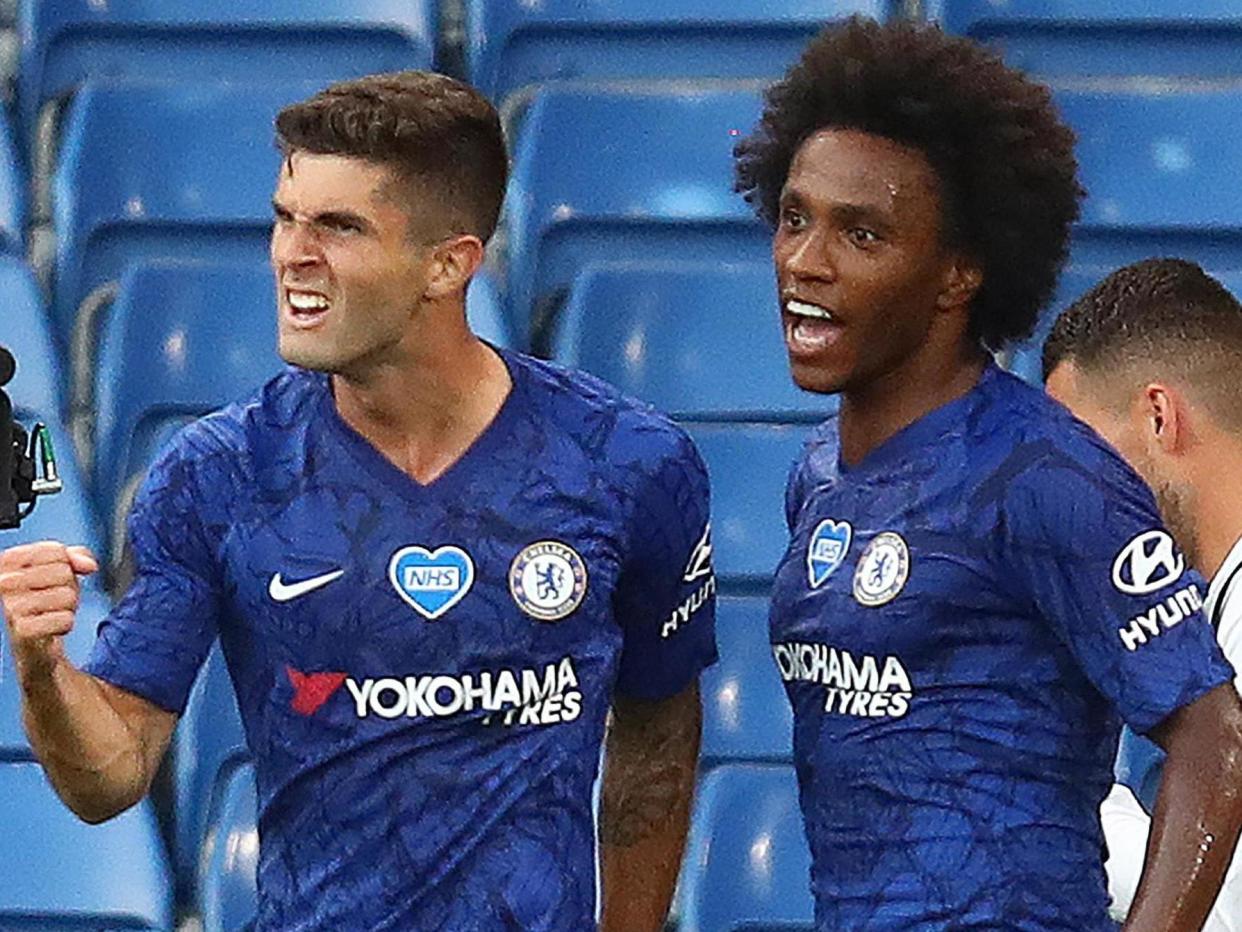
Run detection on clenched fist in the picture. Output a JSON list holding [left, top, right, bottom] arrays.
[[0, 541, 99, 672]]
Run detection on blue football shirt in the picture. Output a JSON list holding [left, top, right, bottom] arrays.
[[769, 363, 1233, 931], [85, 348, 718, 931]]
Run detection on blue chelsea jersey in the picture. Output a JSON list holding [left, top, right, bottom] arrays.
[[769, 363, 1233, 931], [85, 348, 718, 931]]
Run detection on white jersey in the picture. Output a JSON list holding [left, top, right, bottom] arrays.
[[1102, 534, 1242, 927]]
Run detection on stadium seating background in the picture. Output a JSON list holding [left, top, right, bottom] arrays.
[[1, 0, 1237, 928]]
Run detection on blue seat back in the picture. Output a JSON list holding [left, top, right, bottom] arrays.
[[553, 261, 825, 422], [199, 762, 259, 932], [0, 256, 103, 556], [932, 1, 1242, 80], [677, 763, 814, 931], [0, 110, 26, 255], [467, 0, 885, 103], [92, 260, 282, 520], [0, 760, 172, 929], [701, 597, 792, 764], [506, 85, 768, 344], [174, 644, 248, 905], [1005, 90, 1242, 385], [1114, 724, 1164, 815], [50, 81, 310, 343], [684, 422, 816, 590], [467, 269, 513, 349], [2, 256, 63, 420], [19, 0, 434, 135]]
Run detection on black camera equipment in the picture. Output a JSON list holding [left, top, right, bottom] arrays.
[[0, 345, 62, 528]]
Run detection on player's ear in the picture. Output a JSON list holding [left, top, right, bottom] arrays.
[[424, 234, 485, 300], [935, 254, 983, 313], [1142, 383, 1187, 454]]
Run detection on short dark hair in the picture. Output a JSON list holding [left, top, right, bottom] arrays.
[[276, 71, 508, 242], [734, 16, 1082, 351], [1043, 257, 1242, 377]]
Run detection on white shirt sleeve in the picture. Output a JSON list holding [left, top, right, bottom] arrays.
[[1102, 583, 1242, 930]]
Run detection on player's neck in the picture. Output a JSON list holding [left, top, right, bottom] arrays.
[[330, 320, 512, 485], [838, 342, 988, 467], [1186, 444, 1242, 580]]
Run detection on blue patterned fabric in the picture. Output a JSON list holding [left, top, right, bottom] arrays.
[[86, 348, 717, 931], [769, 363, 1232, 931]]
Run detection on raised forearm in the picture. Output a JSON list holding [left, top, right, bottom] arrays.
[[1124, 684, 1242, 931], [18, 649, 158, 823], [599, 683, 702, 932]]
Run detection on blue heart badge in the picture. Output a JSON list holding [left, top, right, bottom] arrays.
[[807, 519, 852, 589], [388, 545, 475, 620]]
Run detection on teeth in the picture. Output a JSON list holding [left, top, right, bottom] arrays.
[[288, 291, 329, 311], [786, 299, 833, 320]]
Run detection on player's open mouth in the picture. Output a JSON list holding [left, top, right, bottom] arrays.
[[783, 299, 842, 357], [284, 288, 331, 329]]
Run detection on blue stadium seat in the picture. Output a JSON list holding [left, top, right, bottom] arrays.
[[0, 760, 172, 929], [2, 255, 64, 419], [1004, 91, 1242, 386], [199, 762, 259, 932], [467, 269, 513, 349], [91, 260, 282, 537], [932, 2, 1242, 80], [18, 0, 435, 136], [1003, 270, 1099, 386], [174, 644, 248, 908], [676, 763, 814, 931], [1114, 724, 1164, 815], [553, 261, 826, 422], [0, 110, 26, 255], [505, 85, 768, 346], [466, 0, 885, 104], [50, 80, 311, 345], [701, 597, 792, 763], [0, 256, 104, 557], [684, 422, 815, 589]]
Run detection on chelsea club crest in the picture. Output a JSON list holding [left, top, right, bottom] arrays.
[[509, 540, 588, 622], [807, 519, 852, 588], [853, 532, 910, 607]]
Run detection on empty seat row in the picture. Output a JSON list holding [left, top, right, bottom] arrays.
[[35, 68, 1242, 368], [18, 0, 436, 137]]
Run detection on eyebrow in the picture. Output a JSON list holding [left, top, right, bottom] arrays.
[[779, 189, 894, 230], [271, 199, 376, 233]]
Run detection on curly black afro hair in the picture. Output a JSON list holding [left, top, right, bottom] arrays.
[[735, 16, 1083, 351]]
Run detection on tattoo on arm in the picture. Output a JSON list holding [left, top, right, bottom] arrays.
[[600, 684, 701, 848]]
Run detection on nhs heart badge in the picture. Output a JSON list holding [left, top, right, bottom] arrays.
[[807, 519, 852, 589], [388, 545, 475, 620]]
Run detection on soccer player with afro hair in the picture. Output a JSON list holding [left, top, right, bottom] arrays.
[[746, 17, 1242, 930]]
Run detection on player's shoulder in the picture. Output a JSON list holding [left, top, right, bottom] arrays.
[[506, 349, 703, 474], [148, 366, 319, 482], [974, 366, 1151, 509]]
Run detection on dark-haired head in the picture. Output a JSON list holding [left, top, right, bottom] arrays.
[[736, 16, 1082, 354], [276, 71, 508, 243], [1044, 258, 1242, 565], [1044, 258, 1242, 429]]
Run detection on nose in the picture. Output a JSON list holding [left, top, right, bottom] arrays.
[[779, 227, 837, 288], [270, 216, 323, 271]]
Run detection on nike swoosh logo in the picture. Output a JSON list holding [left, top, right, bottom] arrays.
[[269, 569, 345, 602]]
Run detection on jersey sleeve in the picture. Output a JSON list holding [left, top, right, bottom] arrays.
[[1000, 440, 1234, 735], [83, 423, 231, 714], [612, 426, 718, 700]]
